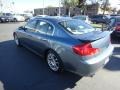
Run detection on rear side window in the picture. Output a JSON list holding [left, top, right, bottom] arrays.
[[36, 20, 54, 35]]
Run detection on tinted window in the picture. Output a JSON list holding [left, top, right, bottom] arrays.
[[36, 21, 54, 35], [60, 20, 94, 35]]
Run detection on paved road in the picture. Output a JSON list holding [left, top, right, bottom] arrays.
[[0, 22, 120, 90]]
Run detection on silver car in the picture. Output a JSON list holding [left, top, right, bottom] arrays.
[[13, 17, 114, 76]]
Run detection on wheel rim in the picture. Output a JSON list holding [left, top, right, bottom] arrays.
[[14, 35, 19, 45], [47, 53, 59, 71]]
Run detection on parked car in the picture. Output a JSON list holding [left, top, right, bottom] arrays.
[[20, 13, 33, 21], [12, 14, 25, 22], [0, 13, 21, 22], [0, 13, 13, 22], [90, 15, 109, 24], [73, 15, 91, 24], [108, 16, 120, 37], [13, 17, 114, 76], [0, 15, 8, 23]]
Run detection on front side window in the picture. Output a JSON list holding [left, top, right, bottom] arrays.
[[36, 20, 54, 35], [25, 20, 37, 29], [59, 20, 94, 35]]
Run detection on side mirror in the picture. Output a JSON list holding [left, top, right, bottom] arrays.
[[18, 26, 27, 30]]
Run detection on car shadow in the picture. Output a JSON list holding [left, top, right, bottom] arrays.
[[104, 38, 120, 71], [0, 40, 82, 90], [104, 56, 120, 71]]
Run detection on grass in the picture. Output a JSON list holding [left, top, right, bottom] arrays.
[[91, 24, 102, 28]]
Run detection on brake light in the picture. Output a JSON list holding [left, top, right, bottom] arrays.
[[115, 25, 120, 31], [72, 43, 99, 56]]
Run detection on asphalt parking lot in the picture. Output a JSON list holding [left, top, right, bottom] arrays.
[[0, 22, 120, 90]]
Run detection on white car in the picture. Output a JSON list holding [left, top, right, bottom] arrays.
[[13, 14, 25, 22]]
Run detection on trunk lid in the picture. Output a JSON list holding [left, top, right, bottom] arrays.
[[71, 31, 111, 42], [71, 31, 112, 56]]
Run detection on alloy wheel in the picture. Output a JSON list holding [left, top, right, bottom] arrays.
[[47, 53, 60, 72]]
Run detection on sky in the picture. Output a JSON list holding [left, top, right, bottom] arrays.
[[1, 0, 120, 13], [14, 0, 60, 12]]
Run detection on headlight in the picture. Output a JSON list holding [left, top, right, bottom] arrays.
[[1, 18, 5, 20]]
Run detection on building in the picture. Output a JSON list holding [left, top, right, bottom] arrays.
[[34, 3, 112, 16]]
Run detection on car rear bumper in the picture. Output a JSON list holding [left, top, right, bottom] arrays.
[[62, 44, 114, 76], [75, 44, 114, 76]]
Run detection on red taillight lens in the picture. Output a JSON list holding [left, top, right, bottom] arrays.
[[72, 43, 99, 56], [115, 26, 120, 31]]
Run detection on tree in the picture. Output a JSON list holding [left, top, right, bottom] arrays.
[[90, 0, 111, 12], [61, 0, 78, 15], [77, 0, 86, 8]]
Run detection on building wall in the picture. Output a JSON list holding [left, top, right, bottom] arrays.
[[34, 7, 66, 16], [34, 4, 111, 16]]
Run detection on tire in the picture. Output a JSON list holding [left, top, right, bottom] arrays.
[[14, 18, 17, 22], [14, 34, 21, 46], [46, 50, 64, 72]]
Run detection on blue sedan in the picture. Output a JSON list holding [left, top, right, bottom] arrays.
[[13, 17, 114, 76]]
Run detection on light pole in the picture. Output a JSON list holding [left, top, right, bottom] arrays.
[[11, 1, 15, 13], [0, 0, 3, 13], [43, 0, 45, 15], [59, 0, 61, 16]]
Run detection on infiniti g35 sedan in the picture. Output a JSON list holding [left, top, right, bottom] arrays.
[[13, 17, 114, 76]]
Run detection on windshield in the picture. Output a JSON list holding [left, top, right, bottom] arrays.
[[59, 20, 94, 35]]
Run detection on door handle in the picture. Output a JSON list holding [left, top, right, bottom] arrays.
[[41, 38, 47, 41]]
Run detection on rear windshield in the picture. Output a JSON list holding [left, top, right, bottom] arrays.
[[59, 20, 94, 35]]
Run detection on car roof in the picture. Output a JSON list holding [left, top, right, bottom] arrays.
[[32, 16, 73, 23]]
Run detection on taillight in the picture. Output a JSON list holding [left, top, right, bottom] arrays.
[[72, 43, 99, 56], [115, 25, 120, 31]]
